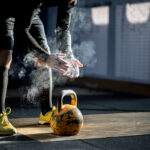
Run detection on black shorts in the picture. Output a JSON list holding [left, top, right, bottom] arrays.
[[0, 15, 50, 54], [0, 17, 14, 50]]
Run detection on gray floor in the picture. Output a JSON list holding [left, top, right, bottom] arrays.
[[0, 87, 150, 150]]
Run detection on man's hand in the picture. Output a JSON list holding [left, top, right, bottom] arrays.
[[47, 53, 70, 73], [34, 54, 83, 78], [63, 57, 83, 78], [35, 53, 69, 73]]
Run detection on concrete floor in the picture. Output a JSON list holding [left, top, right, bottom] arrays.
[[0, 87, 150, 150]]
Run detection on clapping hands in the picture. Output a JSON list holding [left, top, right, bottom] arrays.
[[34, 53, 83, 78]]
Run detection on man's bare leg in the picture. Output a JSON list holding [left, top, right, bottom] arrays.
[[0, 49, 12, 113], [0, 49, 16, 135], [34, 57, 53, 115]]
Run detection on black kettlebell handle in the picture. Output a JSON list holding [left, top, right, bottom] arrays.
[[57, 90, 77, 112]]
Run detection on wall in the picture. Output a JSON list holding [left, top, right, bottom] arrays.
[[41, 0, 150, 85]]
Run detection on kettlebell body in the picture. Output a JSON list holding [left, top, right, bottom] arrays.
[[50, 90, 83, 136]]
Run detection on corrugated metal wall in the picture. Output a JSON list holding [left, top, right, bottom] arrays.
[[70, 0, 150, 84], [115, 3, 150, 82], [42, 0, 150, 84]]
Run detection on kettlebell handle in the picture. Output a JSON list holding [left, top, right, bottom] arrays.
[[57, 90, 77, 112]]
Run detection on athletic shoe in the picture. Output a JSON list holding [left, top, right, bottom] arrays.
[[39, 106, 56, 125], [0, 107, 17, 135]]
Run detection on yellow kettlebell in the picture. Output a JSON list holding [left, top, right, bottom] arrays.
[[50, 90, 84, 136]]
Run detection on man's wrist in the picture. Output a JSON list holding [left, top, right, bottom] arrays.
[[65, 51, 74, 59], [32, 51, 50, 63]]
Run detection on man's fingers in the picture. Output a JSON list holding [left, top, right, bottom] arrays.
[[54, 66, 66, 73], [54, 62, 69, 72], [70, 71, 74, 78], [56, 59, 69, 70], [59, 59, 69, 65], [63, 71, 72, 78], [63, 71, 67, 76], [63, 65, 79, 78], [63, 70, 78, 78], [72, 59, 83, 67], [73, 69, 79, 78], [59, 64, 69, 71], [55, 53, 66, 58], [76, 60, 83, 67], [74, 70, 79, 78]]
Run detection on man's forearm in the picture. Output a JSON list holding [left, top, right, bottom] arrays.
[[25, 29, 50, 62], [56, 28, 74, 58], [16, 10, 50, 62], [56, 1, 77, 59]]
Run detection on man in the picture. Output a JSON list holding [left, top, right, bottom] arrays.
[[0, 0, 83, 135]]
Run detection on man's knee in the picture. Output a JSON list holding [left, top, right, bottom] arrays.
[[0, 50, 12, 68]]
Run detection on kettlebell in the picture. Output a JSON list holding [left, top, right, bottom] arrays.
[[50, 90, 83, 136]]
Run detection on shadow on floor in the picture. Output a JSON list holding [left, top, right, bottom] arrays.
[[0, 134, 150, 150]]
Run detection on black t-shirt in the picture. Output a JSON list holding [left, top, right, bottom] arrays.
[[0, 0, 76, 29], [0, 0, 77, 61]]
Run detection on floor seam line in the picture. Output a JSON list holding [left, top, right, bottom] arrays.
[[80, 139, 107, 150]]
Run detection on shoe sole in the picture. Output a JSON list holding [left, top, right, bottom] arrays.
[[0, 130, 17, 136], [38, 120, 50, 125]]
